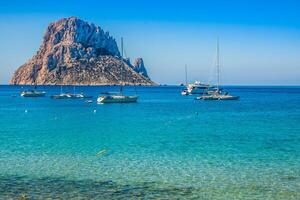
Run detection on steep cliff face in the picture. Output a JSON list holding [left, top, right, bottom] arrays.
[[10, 17, 154, 85], [133, 58, 149, 78]]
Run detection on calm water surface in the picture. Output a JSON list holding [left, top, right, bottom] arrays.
[[0, 85, 299, 199]]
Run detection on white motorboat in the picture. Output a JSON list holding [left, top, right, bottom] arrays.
[[187, 81, 210, 94], [181, 65, 209, 95]]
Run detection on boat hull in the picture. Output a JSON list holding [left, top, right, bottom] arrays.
[[181, 90, 189, 96], [21, 91, 46, 97], [51, 95, 70, 99], [97, 95, 138, 103], [51, 94, 92, 99], [197, 95, 239, 100], [188, 88, 207, 94]]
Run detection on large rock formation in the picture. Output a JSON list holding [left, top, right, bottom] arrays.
[[10, 17, 154, 85], [133, 58, 148, 78]]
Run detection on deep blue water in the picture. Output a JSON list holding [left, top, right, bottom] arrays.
[[0, 85, 299, 199]]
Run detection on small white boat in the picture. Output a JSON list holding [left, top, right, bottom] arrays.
[[97, 95, 138, 103], [20, 90, 46, 97]]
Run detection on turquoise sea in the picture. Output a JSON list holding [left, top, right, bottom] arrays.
[[0, 85, 299, 199]]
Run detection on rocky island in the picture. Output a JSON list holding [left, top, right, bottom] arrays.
[[10, 17, 154, 85]]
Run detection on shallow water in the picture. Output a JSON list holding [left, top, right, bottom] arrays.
[[0, 85, 300, 199]]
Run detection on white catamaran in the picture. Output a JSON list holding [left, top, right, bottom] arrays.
[[197, 39, 239, 100], [97, 37, 138, 104]]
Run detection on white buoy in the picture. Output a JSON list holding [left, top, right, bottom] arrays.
[[25, 110, 28, 113], [93, 109, 97, 113]]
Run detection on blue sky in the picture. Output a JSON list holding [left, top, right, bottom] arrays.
[[0, 0, 300, 85]]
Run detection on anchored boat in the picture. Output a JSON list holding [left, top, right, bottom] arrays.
[[21, 90, 46, 97], [197, 89, 239, 100], [187, 81, 210, 94], [181, 65, 190, 96], [97, 37, 138, 104], [196, 38, 239, 101], [181, 65, 209, 95], [98, 95, 138, 103], [51, 85, 92, 99], [51, 86, 70, 99], [20, 67, 46, 97]]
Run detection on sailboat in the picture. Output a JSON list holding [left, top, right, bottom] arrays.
[[181, 65, 189, 95], [51, 85, 92, 99], [20, 67, 46, 97], [20, 87, 46, 97], [69, 67, 92, 99], [51, 85, 71, 99], [196, 39, 239, 100], [51, 66, 92, 99], [70, 85, 93, 99], [97, 37, 138, 103]]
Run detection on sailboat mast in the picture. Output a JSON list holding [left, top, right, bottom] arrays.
[[73, 66, 76, 95], [216, 38, 220, 90], [120, 37, 124, 95], [185, 64, 188, 86]]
